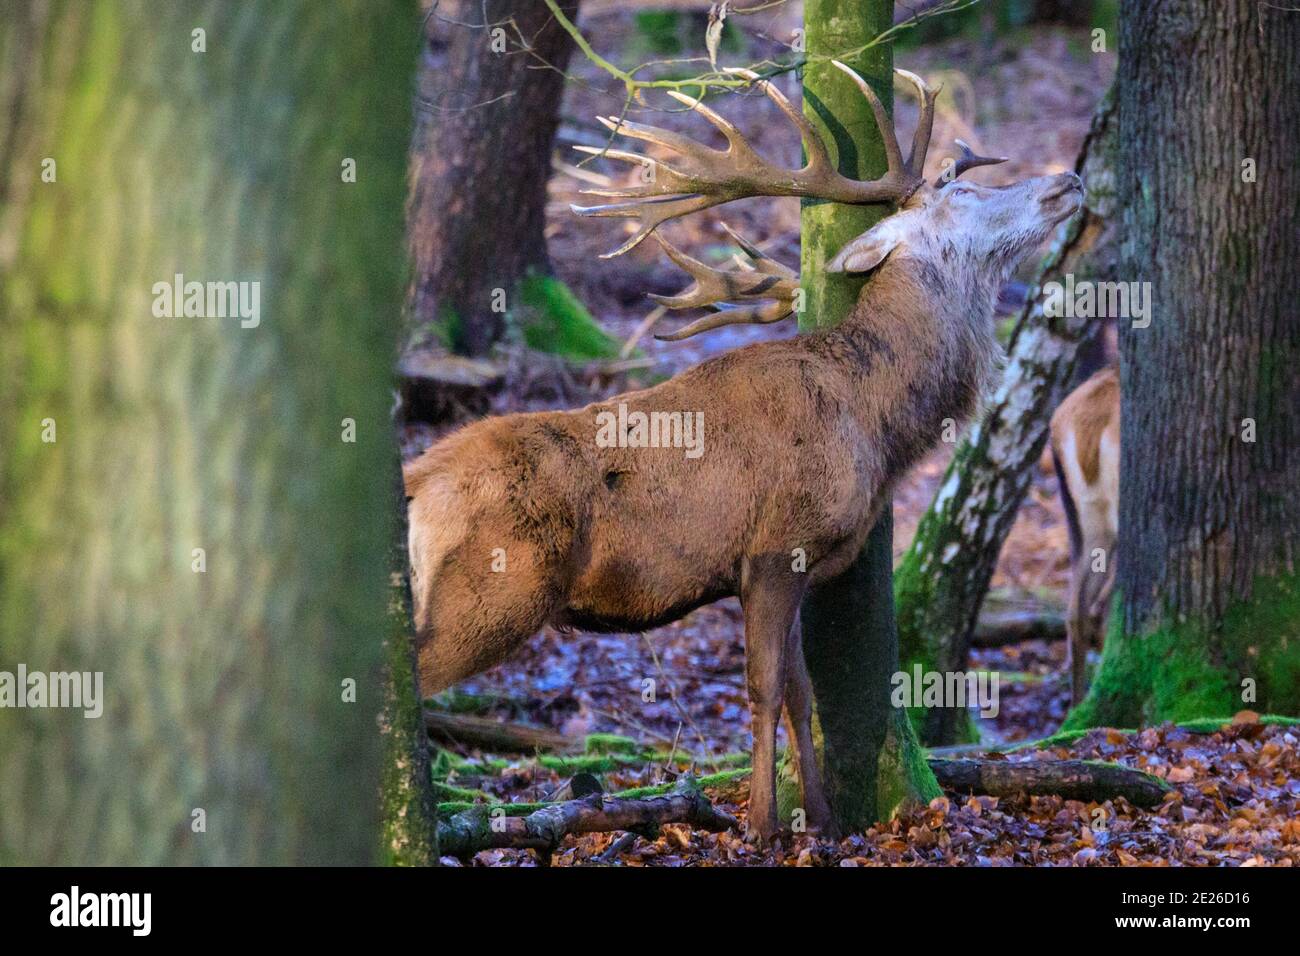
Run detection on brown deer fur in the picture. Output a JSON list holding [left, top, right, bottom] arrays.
[[405, 171, 1083, 842], [1050, 365, 1120, 706]]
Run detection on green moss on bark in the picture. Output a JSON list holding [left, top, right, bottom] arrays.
[[1065, 573, 1300, 730], [516, 273, 620, 359]]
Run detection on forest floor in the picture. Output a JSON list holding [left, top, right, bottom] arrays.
[[405, 15, 1299, 865]]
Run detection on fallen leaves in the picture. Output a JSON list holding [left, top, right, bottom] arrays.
[[451, 722, 1299, 867]]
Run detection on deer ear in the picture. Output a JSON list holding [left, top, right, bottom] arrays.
[[826, 226, 901, 274]]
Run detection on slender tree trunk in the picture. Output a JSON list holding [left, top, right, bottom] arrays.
[[795, 0, 939, 831], [408, 0, 580, 356], [0, 0, 417, 864], [1066, 0, 1300, 729], [895, 90, 1118, 745], [379, 488, 440, 865]]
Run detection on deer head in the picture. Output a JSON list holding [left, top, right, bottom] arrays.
[[828, 173, 1084, 277], [572, 61, 1082, 340]]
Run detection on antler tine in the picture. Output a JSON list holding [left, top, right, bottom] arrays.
[[663, 89, 763, 163], [829, 61, 906, 177], [721, 67, 835, 175], [648, 233, 798, 341], [654, 301, 794, 342], [571, 65, 932, 257], [894, 68, 939, 177], [934, 138, 1009, 188], [718, 222, 796, 280], [570, 193, 719, 259]]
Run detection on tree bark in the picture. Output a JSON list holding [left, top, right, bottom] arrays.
[[894, 90, 1118, 745], [379, 488, 441, 865], [408, 0, 580, 356], [795, 0, 940, 832], [0, 0, 416, 864], [1066, 0, 1300, 728]]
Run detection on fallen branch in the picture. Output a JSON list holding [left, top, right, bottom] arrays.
[[970, 607, 1065, 647], [436, 768, 752, 817], [928, 758, 1170, 808], [424, 710, 576, 754], [438, 775, 737, 858]]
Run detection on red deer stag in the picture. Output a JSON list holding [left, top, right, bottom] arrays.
[[1049, 365, 1119, 706], [404, 63, 1084, 842]]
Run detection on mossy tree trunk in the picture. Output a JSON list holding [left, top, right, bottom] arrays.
[[408, 0, 580, 356], [379, 491, 441, 865], [1065, 0, 1300, 730], [895, 91, 1118, 746], [0, 0, 424, 864], [796, 0, 939, 831]]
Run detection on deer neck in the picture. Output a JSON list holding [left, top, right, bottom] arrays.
[[825, 255, 1002, 469]]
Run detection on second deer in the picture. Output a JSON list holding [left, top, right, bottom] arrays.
[[1050, 365, 1120, 706]]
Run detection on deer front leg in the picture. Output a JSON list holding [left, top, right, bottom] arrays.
[[740, 555, 806, 845], [782, 614, 835, 836]]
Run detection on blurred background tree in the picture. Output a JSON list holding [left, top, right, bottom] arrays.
[[409, 0, 620, 360], [0, 0, 429, 864]]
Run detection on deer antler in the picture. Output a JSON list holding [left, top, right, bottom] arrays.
[[649, 225, 799, 341], [573, 62, 938, 258], [934, 139, 1008, 187]]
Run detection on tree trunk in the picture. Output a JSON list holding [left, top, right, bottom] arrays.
[[408, 0, 580, 356], [0, 0, 416, 864], [379, 488, 441, 865], [894, 90, 1118, 745], [795, 0, 940, 832], [1066, 0, 1300, 729]]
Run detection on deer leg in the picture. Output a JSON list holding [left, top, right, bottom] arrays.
[[782, 613, 835, 836], [1087, 542, 1118, 637], [1066, 558, 1089, 707], [741, 556, 806, 845]]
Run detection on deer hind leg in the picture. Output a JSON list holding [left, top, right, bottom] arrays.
[[1066, 557, 1091, 707], [740, 555, 807, 845], [1086, 540, 1117, 645], [782, 613, 835, 836]]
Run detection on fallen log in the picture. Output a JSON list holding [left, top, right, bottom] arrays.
[[424, 710, 576, 754], [970, 607, 1066, 647], [928, 758, 1171, 808], [438, 775, 737, 858]]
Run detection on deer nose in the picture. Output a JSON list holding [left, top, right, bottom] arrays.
[[1043, 173, 1083, 201]]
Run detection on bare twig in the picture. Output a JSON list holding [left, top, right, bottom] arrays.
[[640, 633, 712, 757]]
